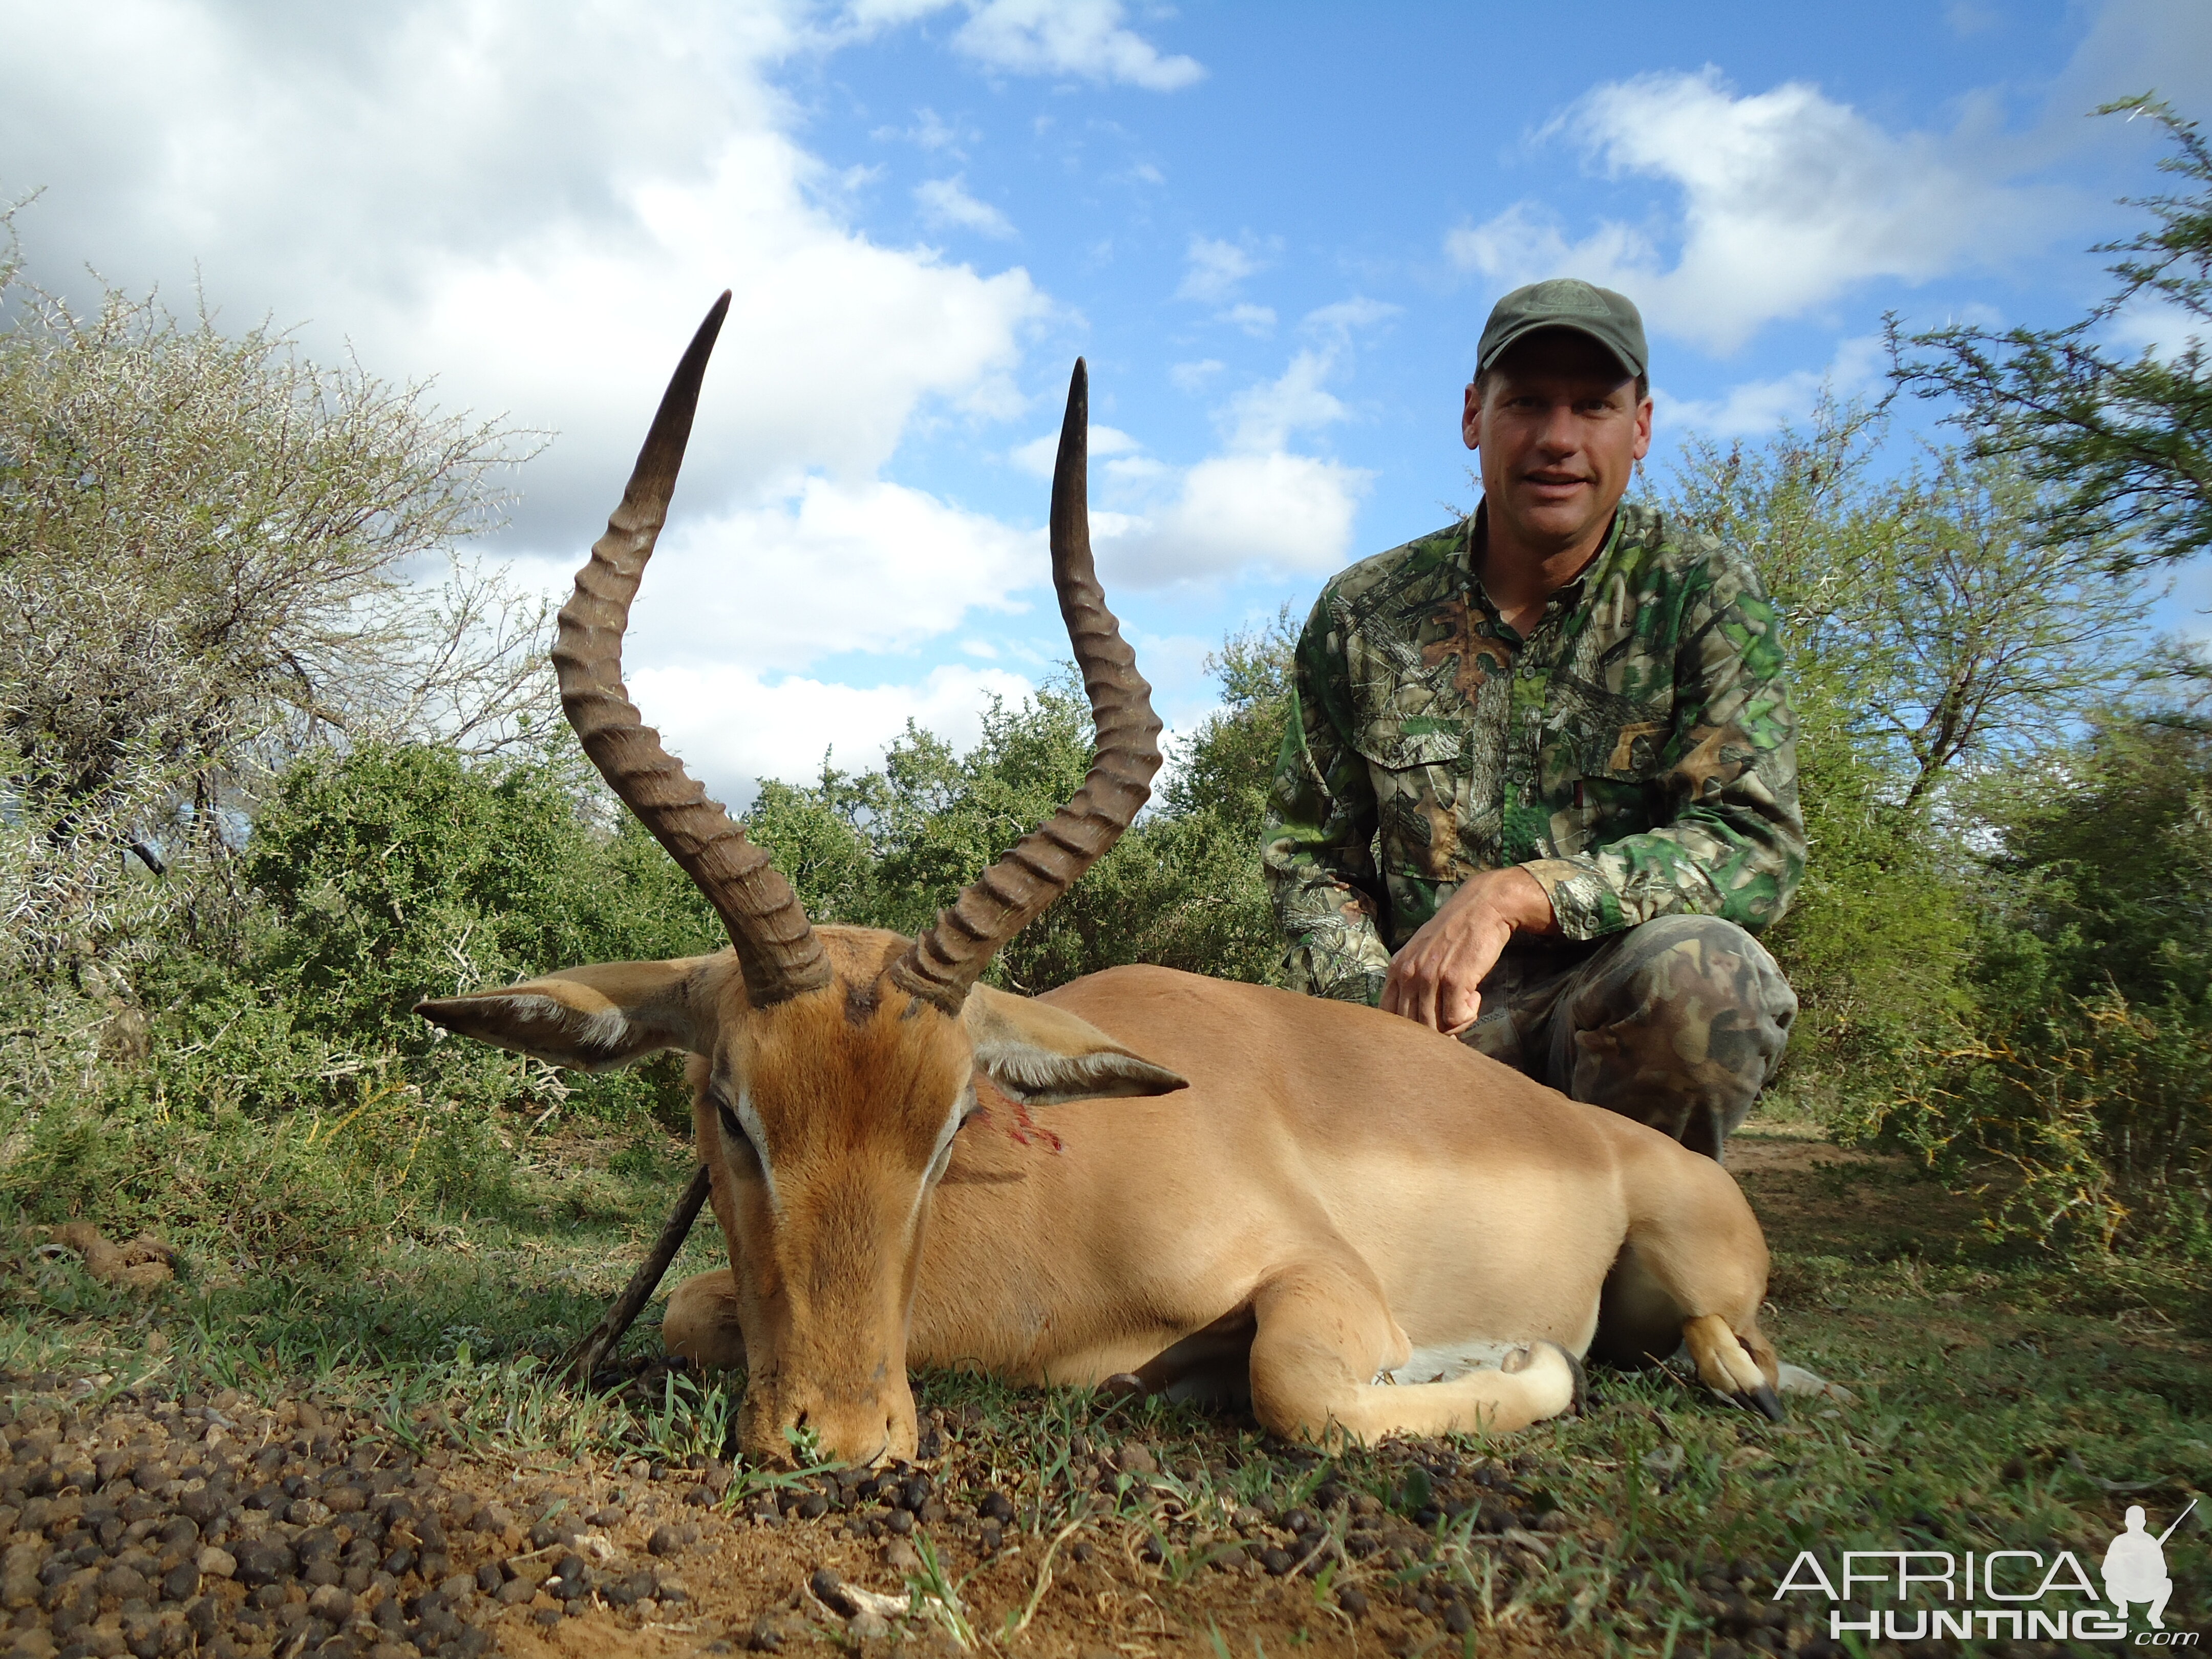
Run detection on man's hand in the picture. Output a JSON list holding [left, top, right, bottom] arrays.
[[1380, 866, 1557, 1036]]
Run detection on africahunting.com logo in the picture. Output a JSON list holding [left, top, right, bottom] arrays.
[[1773, 1500, 2198, 1645]]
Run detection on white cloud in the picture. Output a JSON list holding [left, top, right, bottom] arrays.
[[1170, 358, 1225, 392], [843, 0, 1203, 90], [632, 661, 1037, 800], [1656, 373, 1830, 443], [1087, 349, 1372, 587], [1218, 303, 1277, 336], [2041, 2, 2212, 143], [0, 0, 1102, 800], [579, 477, 1043, 674], [2104, 295, 2209, 363], [876, 107, 971, 151], [843, 0, 955, 22], [1178, 235, 1265, 302], [1302, 296, 1402, 339], [1095, 453, 1372, 588], [1008, 422, 1141, 477], [499, 472, 1059, 800], [1223, 351, 1351, 453], [950, 0, 1204, 90], [1657, 335, 1885, 438], [395, 142, 1044, 536], [1010, 341, 1372, 587], [646, 626, 1226, 804], [0, 0, 1050, 550], [1945, 0, 2001, 35], [914, 174, 1017, 238], [1122, 629, 1218, 731], [1444, 67, 2077, 354]]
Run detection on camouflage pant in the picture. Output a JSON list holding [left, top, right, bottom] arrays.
[[1461, 914, 1796, 1161]]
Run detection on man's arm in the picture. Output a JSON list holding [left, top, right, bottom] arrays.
[[1523, 572, 1805, 940], [1260, 597, 1392, 1003]]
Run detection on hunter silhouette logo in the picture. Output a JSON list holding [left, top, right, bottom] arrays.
[[2105, 1500, 2195, 1633], [1773, 1497, 2199, 1644]]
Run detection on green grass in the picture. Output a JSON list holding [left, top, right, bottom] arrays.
[[0, 1107, 2205, 1654]]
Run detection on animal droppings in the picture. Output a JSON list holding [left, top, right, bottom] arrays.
[[0, 1373, 701, 1659]]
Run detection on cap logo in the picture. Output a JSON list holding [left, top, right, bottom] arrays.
[[1526, 279, 1609, 317]]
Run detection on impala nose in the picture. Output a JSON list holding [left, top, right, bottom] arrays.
[[768, 1390, 913, 1469]]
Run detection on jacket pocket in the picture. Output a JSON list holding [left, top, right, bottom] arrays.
[[1350, 727, 1464, 771], [1591, 714, 1672, 781], [1353, 728, 1466, 881]]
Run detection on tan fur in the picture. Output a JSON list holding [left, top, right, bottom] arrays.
[[424, 930, 1781, 1465]]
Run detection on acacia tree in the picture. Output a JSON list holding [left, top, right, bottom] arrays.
[[1658, 406, 2159, 1098], [0, 244, 548, 976], [1664, 400, 2155, 805], [1891, 97, 2210, 570]]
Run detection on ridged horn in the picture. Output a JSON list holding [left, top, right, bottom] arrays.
[[552, 293, 831, 1008], [890, 360, 1161, 1013]]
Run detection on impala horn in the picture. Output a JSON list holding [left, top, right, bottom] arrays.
[[889, 359, 1162, 1013], [551, 292, 831, 1008]]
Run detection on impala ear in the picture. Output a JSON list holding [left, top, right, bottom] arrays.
[[415, 958, 715, 1071], [962, 984, 1188, 1105]]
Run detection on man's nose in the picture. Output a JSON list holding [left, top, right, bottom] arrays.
[[1534, 400, 1580, 454]]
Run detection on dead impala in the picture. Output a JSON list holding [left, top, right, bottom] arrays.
[[417, 294, 1788, 1467]]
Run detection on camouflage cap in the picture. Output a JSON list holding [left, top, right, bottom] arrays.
[[1476, 279, 1647, 381]]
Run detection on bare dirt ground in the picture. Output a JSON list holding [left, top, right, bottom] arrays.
[[1724, 1120, 1988, 1263]]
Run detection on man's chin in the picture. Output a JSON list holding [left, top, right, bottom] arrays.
[[1500, 497, 1607, 547]]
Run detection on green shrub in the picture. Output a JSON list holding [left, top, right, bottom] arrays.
[[1761, 681, 1974, 1121], [745, 629, 1293, 995], [1862, 707, 2212, 1256], [242, 743, 717, 1039], [1892, 990, 2211, 1256]]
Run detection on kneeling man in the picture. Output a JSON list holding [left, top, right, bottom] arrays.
[[1262, 279, 1803, 1161]]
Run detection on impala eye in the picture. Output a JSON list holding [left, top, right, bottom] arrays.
[[931, 1086, 985, 1182], [711, 1091, 764, 1176]]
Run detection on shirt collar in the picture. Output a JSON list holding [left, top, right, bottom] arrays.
[[1463, 498, 1633, 624]]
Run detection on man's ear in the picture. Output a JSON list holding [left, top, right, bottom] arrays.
[[962, 984, 1188, 1105], [415, 958, 714, 1071]]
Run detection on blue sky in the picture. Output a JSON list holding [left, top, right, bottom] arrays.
[[4, 0, 2205, 798]]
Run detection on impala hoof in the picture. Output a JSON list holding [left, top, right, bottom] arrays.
[[1743, 1382, 1786, 1422], [1559, 1344, 1589, 1416], [1098, 1372, 1147, 1402]]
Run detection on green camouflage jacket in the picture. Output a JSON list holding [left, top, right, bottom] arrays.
[[1261, 501, 1804, 1004]]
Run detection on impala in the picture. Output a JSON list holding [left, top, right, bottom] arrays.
[[418, 295, 1787, 1467]]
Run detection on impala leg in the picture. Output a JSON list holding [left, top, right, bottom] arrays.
[[1245, 1263, 1579, 1448], [663, 1267, 749, 1371], [1592, 1148, 1784, 1420], [662, 1126, 751, 1372], [1101, 1304, 1259, 1407]]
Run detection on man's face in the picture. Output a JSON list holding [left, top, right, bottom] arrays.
[[1461, 329, 1652, 556]]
